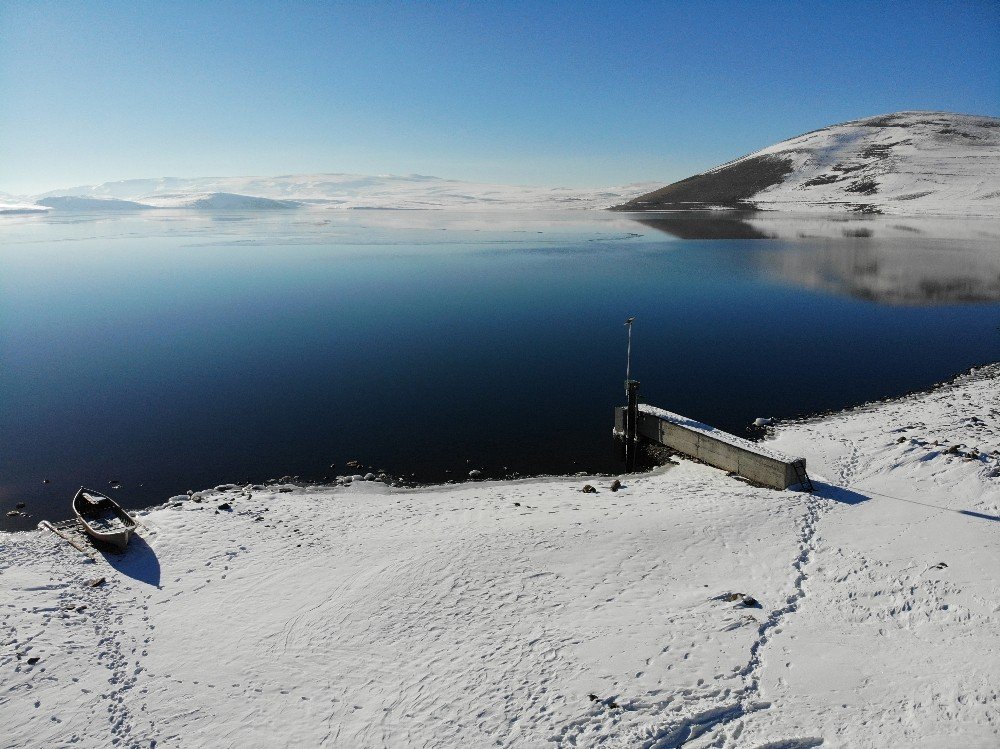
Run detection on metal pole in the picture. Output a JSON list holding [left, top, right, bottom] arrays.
[[624, 316, 635, 394], [623, 316, 637, 471], [625, 380, 640, 473]]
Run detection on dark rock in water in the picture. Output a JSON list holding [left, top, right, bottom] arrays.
[[218, 502, 232, 511], [27, 657, 40, 665], [15, 502, 25, 509], [346, 460, 361, 469], [364, 473, 375, 481], [87, 577, 106, 588], [610, 480, 622, 492], [109, 480, 122, 490], [468, 469, 482, 479], [582, 485, 598, 493]]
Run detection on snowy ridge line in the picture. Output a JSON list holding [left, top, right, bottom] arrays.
[[638, 403, 803, 463], [7, 174, 663, 213], [618, 111, 1000, 216]]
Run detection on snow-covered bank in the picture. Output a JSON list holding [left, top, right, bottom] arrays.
[[2, 368, 999, 747]]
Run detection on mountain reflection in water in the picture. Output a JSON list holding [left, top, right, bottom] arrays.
[[633, 212, 1000, 305]]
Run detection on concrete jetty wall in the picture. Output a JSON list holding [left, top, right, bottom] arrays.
[[615, 404, 807, 490]]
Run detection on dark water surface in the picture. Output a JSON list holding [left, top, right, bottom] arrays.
[[3, 209, 999, 529]]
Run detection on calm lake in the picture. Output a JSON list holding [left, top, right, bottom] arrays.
[[3, 209, 999, 530]]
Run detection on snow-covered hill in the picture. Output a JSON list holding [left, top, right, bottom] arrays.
[[617, 111, 1000, 216], [24, 174, 658, 212], [36, 196, 151, 211]]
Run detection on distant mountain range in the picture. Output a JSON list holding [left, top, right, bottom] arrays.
[[0, 174, 659, 214], [3, 112, 997, 216], [615, 111, 1000, 216]]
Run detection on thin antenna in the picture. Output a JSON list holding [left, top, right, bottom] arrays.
[[623, 316, 637, 474], [624, 316, 635, 393]]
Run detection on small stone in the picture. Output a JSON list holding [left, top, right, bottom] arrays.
[[468, 470, 482, 478], [513, 502, 521, 507], [86, 577, 106, 588], [897, 436, 907, 443], [218, 503, 232, 511], [278, 486, 293, 493], [364, 473, 375, 481], [610, 480, 622, 492], [6, 510, 24, 517], [27, 657, 40, 666], [581, 485, 598, 493]]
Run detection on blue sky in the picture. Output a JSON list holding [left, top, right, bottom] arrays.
[[1, 0, 997, 194]]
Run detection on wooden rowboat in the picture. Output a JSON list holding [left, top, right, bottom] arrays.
[[72, 487, 137, 552]]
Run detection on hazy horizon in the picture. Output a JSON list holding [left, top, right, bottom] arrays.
[[2, 1, 998, 195]]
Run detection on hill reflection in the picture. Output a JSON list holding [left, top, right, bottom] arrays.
[[633, 212, 1000, 305]]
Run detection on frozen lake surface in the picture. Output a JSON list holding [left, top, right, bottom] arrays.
[[2, 209, 999, 528]]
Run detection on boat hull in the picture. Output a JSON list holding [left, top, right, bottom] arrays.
[[72, 488, 138, 552]]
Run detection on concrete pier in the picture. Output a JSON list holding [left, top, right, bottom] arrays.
[[615, 404, 809, 490]]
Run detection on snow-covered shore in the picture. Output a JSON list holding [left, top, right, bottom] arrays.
[[2, 367, 998, 748]]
